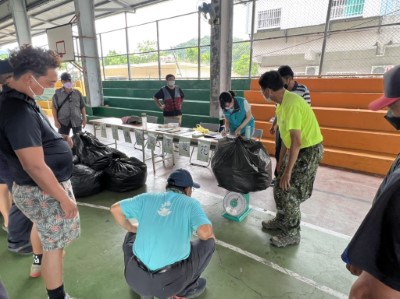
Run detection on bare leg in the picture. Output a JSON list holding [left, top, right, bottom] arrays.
[[30, 224, 43, 255], [42, 248, 64, 290], [0, 184, 11, 228], [349, 271, 400, 299]]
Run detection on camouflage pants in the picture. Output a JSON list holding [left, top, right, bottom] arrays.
[[273, 143, 323, 235]]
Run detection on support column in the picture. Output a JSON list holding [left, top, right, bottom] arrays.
[[209, 0, 233, 118], [74, 0, 103, 107], [9, 0, 31, 46]]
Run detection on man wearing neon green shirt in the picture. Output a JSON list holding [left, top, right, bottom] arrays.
[[258, 71, 323, 248]]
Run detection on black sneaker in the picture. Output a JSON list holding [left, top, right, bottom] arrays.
[[178, 278, 206, 299], [8, 244, 33, 255]]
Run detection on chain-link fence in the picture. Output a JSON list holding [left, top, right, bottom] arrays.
[[93, 0, 400, 80]]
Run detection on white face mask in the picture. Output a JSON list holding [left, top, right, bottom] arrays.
[[30, 76, 56, 100], [168, 80, 175, 87], [35, 88, 56, 101]]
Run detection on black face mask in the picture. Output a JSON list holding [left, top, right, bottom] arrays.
[[284, 84, 288, 89], [385, 110, 400, 130]]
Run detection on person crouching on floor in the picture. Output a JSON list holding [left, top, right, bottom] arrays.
[[110, 168, 215, 299]]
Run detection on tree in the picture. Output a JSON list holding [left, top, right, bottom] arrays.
[[130, 40, 158, 64], [101, 37, 258, 76], [233, 54, 259, 76], [104, 50, 127, 65]]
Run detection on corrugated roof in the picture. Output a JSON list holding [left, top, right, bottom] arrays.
[[0, 0, 167, 47]]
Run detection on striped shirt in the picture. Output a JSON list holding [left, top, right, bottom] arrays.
[[292, 81, 311, 105]]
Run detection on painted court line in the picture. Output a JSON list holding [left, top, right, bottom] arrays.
[[77, 202, 110, 211], [251, 206, 352, 241], [78, 201, 347, 299], [216, 239, 347, 299], [196, 189, 352, 240]]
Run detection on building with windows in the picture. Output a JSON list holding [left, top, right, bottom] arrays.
[[251, 0, 400, 76]]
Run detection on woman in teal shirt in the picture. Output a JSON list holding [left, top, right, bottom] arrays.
[[219, 91, 255, 136]]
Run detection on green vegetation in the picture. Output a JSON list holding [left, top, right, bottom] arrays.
[[103, 36, 258, 76]]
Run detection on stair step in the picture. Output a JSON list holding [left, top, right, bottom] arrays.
[[245, 90, 382, 110], [250, 77, 383, 93], [259, 139, 393, 176], [250, 104, 395, 132]]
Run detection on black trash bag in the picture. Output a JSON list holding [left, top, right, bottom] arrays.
[[211, 137, 272, 193], [71, 164, 104, 197], [72, 132, 127, 171], [104, 157, 147, 192]]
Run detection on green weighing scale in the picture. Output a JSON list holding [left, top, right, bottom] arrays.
[[222, 191, 251, 222]]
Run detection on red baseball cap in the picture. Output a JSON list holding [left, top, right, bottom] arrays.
[[369, 65, 400, 111]]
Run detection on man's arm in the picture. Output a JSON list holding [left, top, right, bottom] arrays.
[[153, 97, 165, 110], [52, 94, 61, 129], [15, 147, 77, 218], [197, 224, 215, 240], [81, 107, 87, 128], [276, 141, 287, 174], [79, 92, 87, 128], [153, 89, 165, 110], [270, 116, 277, 135], [110, 203, 138, 233], [279, 129, 301, 191]]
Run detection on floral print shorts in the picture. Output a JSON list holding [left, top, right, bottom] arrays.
[[13, 180, 80, 251]]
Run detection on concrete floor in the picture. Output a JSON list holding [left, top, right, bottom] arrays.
[[0, 123, 384, 299]]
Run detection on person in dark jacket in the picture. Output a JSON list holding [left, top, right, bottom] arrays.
[[342, 65, 400, 298]]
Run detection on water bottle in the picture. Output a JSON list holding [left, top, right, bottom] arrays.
[[245, 125, 251, 140], [141, 113, 147, 130]]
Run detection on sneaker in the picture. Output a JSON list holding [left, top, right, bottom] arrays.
[[270, 232, 300, 248], [262, 217, 284, 231], [30, 264, 41, 278], [8, 244, 33, 255], [176, 278, 206, 299]]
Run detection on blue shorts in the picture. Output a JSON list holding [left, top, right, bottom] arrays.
[[0, 154, 13, 192]]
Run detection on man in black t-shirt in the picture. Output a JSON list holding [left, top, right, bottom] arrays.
[[153, 74, 185, 125], [0, 45, 79, 299], [342, 65, 400, 298]]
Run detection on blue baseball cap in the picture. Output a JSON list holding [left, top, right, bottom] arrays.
[[167, 168, 200, 188]]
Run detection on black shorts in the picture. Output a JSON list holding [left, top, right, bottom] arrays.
[[58, 122, 82, 135]]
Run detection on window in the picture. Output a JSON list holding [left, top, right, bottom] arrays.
[[258, 8, 281, 29], [331, 0, 364, 19]]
